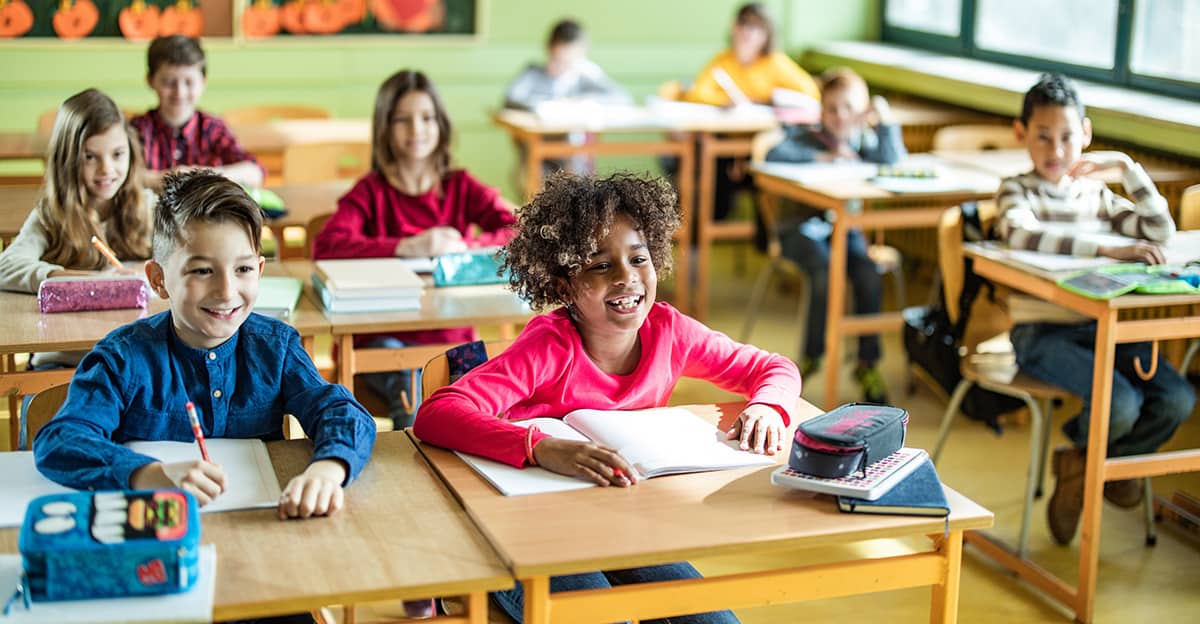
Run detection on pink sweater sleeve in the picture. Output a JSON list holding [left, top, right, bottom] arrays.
[[412, 324, 567, 467], [311, 177, 401, 259], [673, 309, 802, 424]]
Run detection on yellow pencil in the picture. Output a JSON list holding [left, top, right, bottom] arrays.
[[90, 235, 123, 270]]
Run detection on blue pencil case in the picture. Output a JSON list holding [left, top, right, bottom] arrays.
[[433, 249, 508, 287], [19, 490, 201, 601]]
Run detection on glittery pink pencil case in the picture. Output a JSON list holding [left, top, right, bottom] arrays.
[[37, 276, 150, 313]]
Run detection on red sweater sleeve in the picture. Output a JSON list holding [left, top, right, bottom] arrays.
[[412, 321, 566, 467], [311, 175, 401, 259], [454, 172, 516, 248]]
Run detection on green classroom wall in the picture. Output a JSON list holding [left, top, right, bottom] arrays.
[[0, 0, 880, 199]]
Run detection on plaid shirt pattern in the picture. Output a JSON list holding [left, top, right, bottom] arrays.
[[130, 108, 264, 176]]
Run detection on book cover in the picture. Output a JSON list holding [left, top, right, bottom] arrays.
[[312, 275, 421, 313], [770, 447, 927, 500], [312, 258, 425, 299], [253, 277, 302, 320], [836, 458, 949, 517], [451, 408, 774, 496]]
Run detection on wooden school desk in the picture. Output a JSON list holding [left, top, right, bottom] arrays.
[[0, 185, 40, 246], [278, 260, 533, 389], [492, 108, 697, 314], [0, 431, 513, 622], [412, 399, 994, 624], [0, 263, 329, 450], [963, 242, 1200, 624], [261, 180, 355, 259], [751, 156, 1000, 410], [229, 118, 371, 184]]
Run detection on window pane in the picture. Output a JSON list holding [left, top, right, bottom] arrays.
[[1131, 0, 1200, 83], [885, 0, 961, 37], [976, 0, 1117, 69]]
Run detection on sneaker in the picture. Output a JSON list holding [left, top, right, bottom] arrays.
[[1103, 479, 1145, 508], [853, 365, 889, 405], [799, 356, 821, 378], [1047, 446, 1086, 545]]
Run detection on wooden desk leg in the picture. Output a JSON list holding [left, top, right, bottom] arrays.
[[337, 334, 356, 388], [674, 137, 696, 316], [822, 207, 850, 410], [695, 133, 716, 323], [522, 576, 551, 624], [467, 591, 487, 624], [498, 323, 516, 340], [301, 335, 315, 358], [930, 530, 964, 624], [526, 137, 544, 201], [1076, 312, 1118, 624]]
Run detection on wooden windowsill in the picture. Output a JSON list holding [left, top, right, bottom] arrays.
[[802, 41, 1200, 159]]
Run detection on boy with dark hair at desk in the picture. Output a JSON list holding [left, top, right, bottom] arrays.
[[996, 73, 1195, 545], [130, 35, 265, 190], [763, 67, 905, 404], [35, 170, 375, 524]]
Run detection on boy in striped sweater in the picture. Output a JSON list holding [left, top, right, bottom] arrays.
[[996, 73, 1195, 545]]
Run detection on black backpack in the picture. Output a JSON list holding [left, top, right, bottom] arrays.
[[903, 203, 1024, 433]]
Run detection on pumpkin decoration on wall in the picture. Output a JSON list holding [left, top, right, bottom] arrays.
[[52, 0, 99, 39], [160, 0, 203, 37], [119, 0, 161, 41], [371, 0, 442, 32], [301, 0, 343, 34], [279, 0, 306, 34], [243, 0, 281, 38], [0, 0, 34, 38]]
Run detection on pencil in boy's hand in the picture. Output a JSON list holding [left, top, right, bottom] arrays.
[[185, 401, 211, 462], [90, 235, 124, 270]]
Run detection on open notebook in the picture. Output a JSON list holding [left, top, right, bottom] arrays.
[[455, 407, 776, 496], [0, 439, 282, 528]]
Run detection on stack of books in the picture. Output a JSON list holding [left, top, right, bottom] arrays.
[[311, 258, 425, 313], [771, 447, 950, 518]]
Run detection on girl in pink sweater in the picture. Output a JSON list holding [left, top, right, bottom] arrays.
[[312, 69, 517, 430], [414, 172, 799, 623]]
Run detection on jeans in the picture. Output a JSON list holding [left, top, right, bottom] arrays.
[[1011, 322, 1195, 457], [778, 219, 882, 364], [359, 337, 423, 430], [491, 562, 739, 624], [18, 361, 75, 450]]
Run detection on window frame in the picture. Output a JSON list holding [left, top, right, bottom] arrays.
[[880, 0, 1200, 100]]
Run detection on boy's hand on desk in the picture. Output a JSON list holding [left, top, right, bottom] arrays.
[[726, 404, 785, 455], [1069, 151, 1133, 177], [395, 226, 468, 257], [131, 461, 227, 507], [278, 459, 347, 520], [1098, 241, 1165, 265], [532, 438, 638, 487]]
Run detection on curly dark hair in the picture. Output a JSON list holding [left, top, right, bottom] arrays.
[[502, 172, 680, 311]]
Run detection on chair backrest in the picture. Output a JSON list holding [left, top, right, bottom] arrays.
[[1180, 183, 1200, 231], [221, 105, 331, 126], [305, 212, 334, 259], [937, 201, 1010, 351], [749, 128, 785, 165], [26, 383, 70, 446], [421, 340, 516, 401], [932, 124, 1021, 152], [282, 141, 371, 184]]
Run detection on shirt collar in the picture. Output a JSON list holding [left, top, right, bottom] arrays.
[[149, 108, 200, 139], [166, 314, 242, 362]]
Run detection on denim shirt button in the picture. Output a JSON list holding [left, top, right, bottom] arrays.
[[213, 389, 222, 399]]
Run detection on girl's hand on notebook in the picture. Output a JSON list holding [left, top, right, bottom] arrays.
[[1098, 241, 1165, 265], [395, 226, 468, 257], [278, 459, 347, 520], [726, 404, 785, 455], [131, 460, 227, 507], [532, 438, 638, 487]]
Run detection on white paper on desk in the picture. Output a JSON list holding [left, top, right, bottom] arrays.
[[125, 439, 282, 513], [752, 161, 880, 184], [0, 452, 72, 528], [0, 545, 216, 624], [453, 419, 594, 497], [999, 230, 1200, 272]]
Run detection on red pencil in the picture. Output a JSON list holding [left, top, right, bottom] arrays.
[[185, 401, 211, 462]]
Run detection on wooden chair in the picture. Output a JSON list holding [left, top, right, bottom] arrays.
[[740, 129, 907, 357], [930, 205, 1155, 555], [421, 340, 516, 401], [304, 212, 334, 259], [24, 383, 70, 447], [220, 105, 330, 126], [282, 142, 371, 184], [931, 124, 1021, 152]]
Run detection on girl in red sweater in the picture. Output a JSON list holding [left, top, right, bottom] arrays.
[[313, 69, 517, 429]]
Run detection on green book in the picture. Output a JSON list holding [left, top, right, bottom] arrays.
[[254, 277, 303, 320]]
